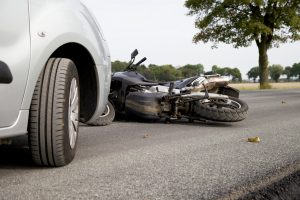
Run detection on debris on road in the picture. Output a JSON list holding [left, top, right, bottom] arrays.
[[143, 134, 150, 139], [248, 136, 261, 143]]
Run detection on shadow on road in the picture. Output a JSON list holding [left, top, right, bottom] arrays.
[[166, 120, 234, 128], [93, 116, 235, 128], [1, 119, 233, 168], [0, 136, 35, 169]]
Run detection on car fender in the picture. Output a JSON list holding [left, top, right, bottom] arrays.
[[22, 0, 111, 122]]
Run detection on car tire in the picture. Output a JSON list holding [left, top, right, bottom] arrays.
[[28, 58, 80, 167], [88, 101, 115, 126]]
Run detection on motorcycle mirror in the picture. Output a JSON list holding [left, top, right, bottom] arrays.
[[131, 49, 138, 59]]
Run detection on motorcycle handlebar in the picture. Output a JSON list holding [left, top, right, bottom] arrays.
[[135, 57, 147, 66]]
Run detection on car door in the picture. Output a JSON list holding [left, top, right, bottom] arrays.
[[0, 0, 31, 127]]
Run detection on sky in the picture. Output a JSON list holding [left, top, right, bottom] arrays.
[[81, 0, 300, 79]]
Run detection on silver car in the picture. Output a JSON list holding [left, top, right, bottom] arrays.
[[0, 0, 111, 166]]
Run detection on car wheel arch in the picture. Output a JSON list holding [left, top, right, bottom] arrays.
[[49, 42, 99, 123]]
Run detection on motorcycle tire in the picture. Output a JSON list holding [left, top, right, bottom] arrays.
[[88, 101, 115, 126], [192, 97, 248, 122]]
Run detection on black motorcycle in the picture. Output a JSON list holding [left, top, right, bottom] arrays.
[[94, 50, 248, 125]]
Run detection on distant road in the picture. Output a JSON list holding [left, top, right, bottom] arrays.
[[0, 89, 299, 199]]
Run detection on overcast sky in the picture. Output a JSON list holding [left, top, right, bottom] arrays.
[[81, 0, 300, 79]]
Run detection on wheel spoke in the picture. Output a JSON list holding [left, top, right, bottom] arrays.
[[72, 96, 78, 112], [202, 98, 241, 110], [71, 86, 78, 105], [72, 118, 78, 132], [68, 78, 79, 149]]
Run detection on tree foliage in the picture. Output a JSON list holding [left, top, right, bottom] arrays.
[[145, 64, 182, 81], [111, 61, 184, 82], [178, 64, 204, 78], [291, 62, 300, 79], [211, 65, 242, 82], [112, 61, 244, 82], [247, 66, 260, 82], [185, 0, 300, 88], [269, 64, 284, 82], [185, 0, 300, 47], [111, 60, 128, 72], [230, 68, 242, 82], [283, 66, 293, 81]]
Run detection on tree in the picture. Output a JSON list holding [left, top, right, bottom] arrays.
[[211, 65, 219, 74], [211, 65, 242, 82], [157, 65, 182, 81], [111, 60, 128, 72], [247, 67, 260, 82], [145, 64, 182, 81], [283, 66, 292, 81], [269, 64, 284, 82], [185, 0, 300, 89], [291, 62, 300, 80], [142, 64, 159, 81], [230, 68, 242, 82], [211, 65, 231, 75], [178, 64, 204, 78]]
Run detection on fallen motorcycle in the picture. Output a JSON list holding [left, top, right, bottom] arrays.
[[100, 50, 248, 124]]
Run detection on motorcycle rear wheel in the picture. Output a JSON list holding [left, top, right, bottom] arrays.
[[192, 97, 248, 122]]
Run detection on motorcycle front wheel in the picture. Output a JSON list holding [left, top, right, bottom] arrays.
[[87, 101, 115, 126], [192, 97, 248, 122]]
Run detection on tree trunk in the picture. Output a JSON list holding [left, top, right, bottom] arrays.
[[258, 43, 271, 89]]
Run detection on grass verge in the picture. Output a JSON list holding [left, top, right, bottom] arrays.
[[229, 82, 300, 90]]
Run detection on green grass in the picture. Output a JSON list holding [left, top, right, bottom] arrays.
[[229, 82, 300, 90]]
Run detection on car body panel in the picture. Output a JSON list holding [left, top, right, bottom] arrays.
[[0, 0, 111, 138], [0, 111, 29, 138], [0, 0, 31, 128]]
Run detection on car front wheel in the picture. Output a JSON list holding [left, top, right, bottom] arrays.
[[28, 58, 80, 167]]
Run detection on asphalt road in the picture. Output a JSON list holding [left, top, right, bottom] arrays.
[[0, 89, 299, 200]]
